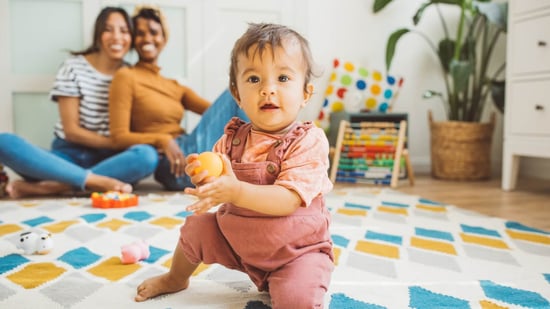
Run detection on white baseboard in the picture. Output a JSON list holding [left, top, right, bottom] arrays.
[[409, 155, 550, 180]]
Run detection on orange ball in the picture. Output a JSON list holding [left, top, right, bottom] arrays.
[[193, 152, 223, 177]]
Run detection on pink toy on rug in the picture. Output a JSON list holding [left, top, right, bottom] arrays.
[[120, 240, 150, 264]]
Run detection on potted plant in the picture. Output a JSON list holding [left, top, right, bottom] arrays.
[[373, 0, 508, 180]]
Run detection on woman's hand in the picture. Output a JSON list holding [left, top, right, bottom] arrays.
[[163, 139, 185, 177], [184, 155, 239, 214], [58, 97, 113, 149]]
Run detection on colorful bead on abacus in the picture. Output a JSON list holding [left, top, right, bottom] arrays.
[[91, 191, 139, 208]]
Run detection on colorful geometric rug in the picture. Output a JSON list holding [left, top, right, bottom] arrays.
[[0, 188, 549, 308]]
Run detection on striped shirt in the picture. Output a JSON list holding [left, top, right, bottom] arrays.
[[50, 55, 115, 138]]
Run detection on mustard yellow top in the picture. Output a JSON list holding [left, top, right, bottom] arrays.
[[109, 61, 210, 150]]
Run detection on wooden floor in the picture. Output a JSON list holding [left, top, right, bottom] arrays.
[[385, 173, 550, 231]]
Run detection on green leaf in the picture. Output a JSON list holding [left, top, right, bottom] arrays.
[[450, 60, 473, 92], [459, 36, 476, 60], [435, 0, 464, 4], [490, 80, 505, 113], [386, 28, 410, 71], [413, 1, 464, 25], [373, 0, 394, 13], [438, 39, 455, 72], [412, 2, 431, 25]]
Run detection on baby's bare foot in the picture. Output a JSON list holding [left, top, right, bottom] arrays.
[[135, 273, 189, 302]]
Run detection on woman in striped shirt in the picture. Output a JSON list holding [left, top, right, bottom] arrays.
[[0, 7, 158, 198]]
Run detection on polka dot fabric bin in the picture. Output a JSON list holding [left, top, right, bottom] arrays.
[[316, 58, 404, 130]]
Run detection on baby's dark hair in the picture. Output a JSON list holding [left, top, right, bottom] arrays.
[[229, 23, 317, 94]]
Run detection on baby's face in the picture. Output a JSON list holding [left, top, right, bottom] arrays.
[[233, 41, 313, 134]]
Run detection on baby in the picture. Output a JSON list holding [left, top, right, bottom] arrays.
[[135, 23, 334, 308]]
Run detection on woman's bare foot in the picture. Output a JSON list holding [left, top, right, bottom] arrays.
[[135, 273, 189, 302], [5, 174, 132, 199], [85, 173, 132, 193], [6, 180, 72, 199]]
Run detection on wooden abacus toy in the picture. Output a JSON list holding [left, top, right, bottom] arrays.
[[330, 119, 414, 188]]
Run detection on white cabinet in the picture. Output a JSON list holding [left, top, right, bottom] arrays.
[[502, 0, 550, 190]]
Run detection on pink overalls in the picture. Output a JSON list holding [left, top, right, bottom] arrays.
[[180, 119, 334, 309]]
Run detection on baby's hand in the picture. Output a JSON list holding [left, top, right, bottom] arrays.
[[185, 153, 214, 186], [184, 155, 239, 214]]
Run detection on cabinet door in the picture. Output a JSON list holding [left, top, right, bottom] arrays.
[[509, 15, 550, 76], [508, 79, 550, 136]]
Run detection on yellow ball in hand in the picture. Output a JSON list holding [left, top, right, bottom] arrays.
[[193, 152, 223, 177]]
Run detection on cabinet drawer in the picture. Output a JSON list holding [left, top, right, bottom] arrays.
[[511, 0, 550, 16], [510, 15, 550, 75], [508, 79, 550, 135]]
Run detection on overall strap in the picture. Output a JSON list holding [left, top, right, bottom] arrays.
[[223, 117, 251, 162], [224, 119, 314, 172]]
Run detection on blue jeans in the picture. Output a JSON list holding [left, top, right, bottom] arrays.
[[0, 133, 158, 190], [154, 89, 248, 190]]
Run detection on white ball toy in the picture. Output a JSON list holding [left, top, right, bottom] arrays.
[[17, 231, 53, 255]]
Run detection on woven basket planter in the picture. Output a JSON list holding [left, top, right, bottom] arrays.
[[429, 111, 495, 180]]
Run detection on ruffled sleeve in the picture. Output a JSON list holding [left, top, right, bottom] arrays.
[[49, 56, 80, 102]]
